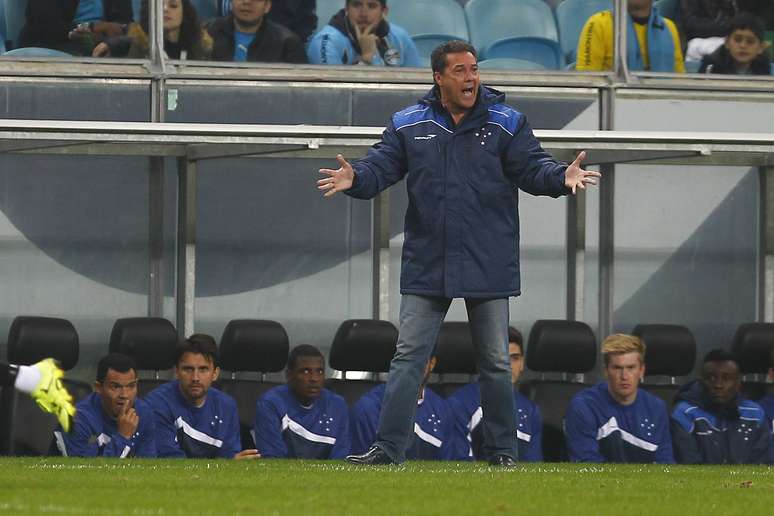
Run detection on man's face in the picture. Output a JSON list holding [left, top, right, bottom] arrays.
[[701, 360, 740, 405], [605, 352, 644, 402], [232, 0, 271, 26], [509, 342, 524, 384], [346, 0, 387, 33], [95, 368, 138, 419], [287, 356, 325, 404], [176, 352, 219, 406], [725, 29, 766, 66], [434, 51, 479, 114]]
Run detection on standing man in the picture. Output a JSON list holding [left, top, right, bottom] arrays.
[[208, 0, 307, 63], [318, 40, 599, 466], [51, 353, 156, 458], [145, 334, 259, 460]]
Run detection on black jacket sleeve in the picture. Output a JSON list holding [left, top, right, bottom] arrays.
[[670, 418, 703, 464], [680, 0, 733, 39], [19, 0, 76, 47]]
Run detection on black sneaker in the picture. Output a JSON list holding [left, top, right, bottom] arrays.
[[345, 446, 396, 465], [488, 455, 517, 467]]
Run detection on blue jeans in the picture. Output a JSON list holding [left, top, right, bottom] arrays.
[[373, 294, 516, 462]]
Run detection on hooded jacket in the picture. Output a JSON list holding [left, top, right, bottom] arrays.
[[345, 85, 569, 298], [670, 380, 771, 464], [307, 8, 420, 67], [207, 15, 307, 63]]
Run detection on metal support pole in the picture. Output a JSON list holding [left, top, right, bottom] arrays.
[[371, 190, 390, 320], [598, 87, 616, 338], [761, 166, 774, 322], [613, 0, 630, 82], [148, 157, 164, 317], [566, 193, 578, 320], [176, 157, 196, 337]]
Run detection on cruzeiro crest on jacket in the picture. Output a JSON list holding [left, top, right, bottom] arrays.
[[392, 102, 522, 139], [175, 416, 225, 458], [281, 412, 338, 459]]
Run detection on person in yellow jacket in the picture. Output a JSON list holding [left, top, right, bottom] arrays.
[[576, 0, 684, 72]]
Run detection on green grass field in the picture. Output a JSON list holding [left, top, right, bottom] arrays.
[[0, 458, 772, 515]]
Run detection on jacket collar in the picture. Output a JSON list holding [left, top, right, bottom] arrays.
[[420, 85, 506, 129]]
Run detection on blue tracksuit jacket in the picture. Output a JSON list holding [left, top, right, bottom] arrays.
[[565, 382, 674, 463], [671, 381, 771, 464], [51, 392, 156, 458], [350, 384, 460, 460], [345, 85, 569, 298], [253, 384, 350, 459], [145, 381, 242, 459], [448, 382, 543, 461]]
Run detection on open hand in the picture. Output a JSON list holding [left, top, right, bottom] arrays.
[[318, 154, 355, 198], [92, 42, 111, 57], [564, 151, 601, 194]]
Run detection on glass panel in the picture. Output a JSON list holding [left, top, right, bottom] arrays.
[[0, 155, 152, 382]]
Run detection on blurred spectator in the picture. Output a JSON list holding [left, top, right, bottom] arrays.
[[448, 327, 543, 462], [565, 334, 675, 463], [18, 0, 133, 56], [681, 0, 772, 59], [208, 0, 306, 63], [307, 0, 420, 66], [220, 0, 317, 43], [699, 13, 771, 74], [671, 349, 771, 464], [576, 0, 685, 72], [253, 345, 350, 459], [350, 355, 460, 461], [93, 0, 212, 60], [51, 353, 157, 458], [754, 348, 773, 464]]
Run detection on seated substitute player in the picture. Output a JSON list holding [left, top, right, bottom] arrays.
[[671, 349, 771, 464], [51, 353, 156, 457], [0, 358, 75, 432], [145, 334, 259, 459], [307, 0, 420, 67], [565, 334, 674, 463], [350, 355, 458, 460], [253, 345, 350, 459], [449, 327, 542, 462]]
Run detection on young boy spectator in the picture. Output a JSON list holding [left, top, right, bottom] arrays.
[[145, 334, 259, 459], [699, 13, 771, 75], [565, 334, 674, 463], [253, 345, 350, 459], [448, 327, 542, 462], [576, 0, 685, 72], [19, 0, 133, 56], [208, 0, 306, 63], [307, 0, 420, 67], [351, 355, 459, 461], [671, 349, 771, 464], [51, 353, 156, 458]]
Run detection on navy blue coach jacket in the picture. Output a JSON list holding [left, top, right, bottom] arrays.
[[346, 85, 569, 299]]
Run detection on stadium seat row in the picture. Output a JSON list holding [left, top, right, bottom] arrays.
[[1, 315, 772, 459]]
